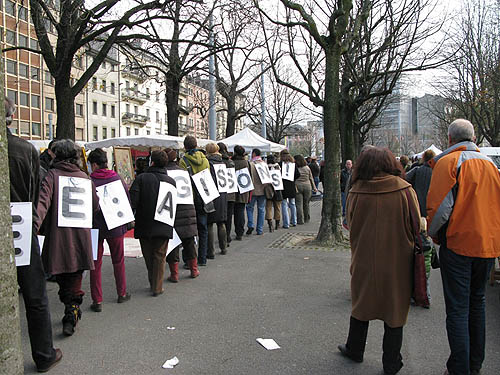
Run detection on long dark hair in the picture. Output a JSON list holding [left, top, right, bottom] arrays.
[[351, 147, 404, 184]]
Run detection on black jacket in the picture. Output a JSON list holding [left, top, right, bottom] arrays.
[[406, 163, 433, 216], [207, 154, 228, 224], [279, 162, 300, 199], [340, 168, 352, 192], [309, 162, 320, 178], [166, 161, 198, 239], [129, 166, 176, 239]]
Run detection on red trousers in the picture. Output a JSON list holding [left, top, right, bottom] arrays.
[[90, 236, 127, 303]]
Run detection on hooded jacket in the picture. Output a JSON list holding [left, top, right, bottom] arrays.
[[427, 141, 500, 258], [179, 149, 210, 212]]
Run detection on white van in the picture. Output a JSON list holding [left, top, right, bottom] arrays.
[[479, 147, 500, 170]]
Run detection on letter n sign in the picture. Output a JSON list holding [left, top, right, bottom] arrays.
[[58, 176, 92, 228], [154, 181, 177, 227]]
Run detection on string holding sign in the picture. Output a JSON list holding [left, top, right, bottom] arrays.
[[225, 167, 238, 193], [281, 162, 295, 181], [212, 164, 229, 193], [57, 176, 93, 228], [167, 169, 194, 205], [191, 168, 220, 204], [154, 181, 177, 227], [11, 202, 32, 267], [254, 162, 273, 184], [235, 167, 254, 194], [270, 169, 284, 191], [96, 180, 134, 230]]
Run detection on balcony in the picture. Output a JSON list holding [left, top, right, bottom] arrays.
[[121, 67, 147, 83], [122, 112, 149, 126], [178, 104, 193, 115], [121, 89, 150, 104]]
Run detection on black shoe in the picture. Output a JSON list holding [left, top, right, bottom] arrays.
[[471, 370, 481, 375], [62, 304, 81, 336], [37, 348, 63, 373], [62, 321, 75, 336], [338, 344, 363, 363], [207, 255, 215, 260], [152, 290, 163, 297], [220, 249, 227, 255], [235, 235, 243, 241], [227, 236, 232, 243], [117, 293, 131, 303], [246, 227, 254, 235], [90, 302, 102, 312]]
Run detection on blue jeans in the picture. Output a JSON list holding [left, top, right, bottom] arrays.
[[439, 245, 494, 375], [313, 177, 320, 190], [341, 191, 347, 216], [196, 212, 208, 264], [281, 198, 297, 228], [246, 195, 266, 234]]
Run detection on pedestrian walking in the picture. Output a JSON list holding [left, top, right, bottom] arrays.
[[232, 145, 250, 240], [309, 156, 320, 190], [427, 119, 500, 375], [88, 148, 131, 312], [294, 154, 317, 225], [338, 147, 419, 375], [265, 154, 282, 232], [246, 148, 268, 235], [340, 160, 352, 217], [279, 149, 300, 228]]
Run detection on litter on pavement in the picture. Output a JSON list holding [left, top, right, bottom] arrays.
[[162, 356, 179, 369], [256, 338, 281, 350]]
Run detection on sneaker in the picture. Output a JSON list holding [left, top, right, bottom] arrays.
[[117, 293, 131, 303], [90, 302, 102, 312], [37, 348, 63, 373]]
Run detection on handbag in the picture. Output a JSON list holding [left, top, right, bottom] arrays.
[[405, 189, 430, 308]]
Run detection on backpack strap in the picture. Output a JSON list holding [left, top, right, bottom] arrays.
[[183, 156, 194, 176]]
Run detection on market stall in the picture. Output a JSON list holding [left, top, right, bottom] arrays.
[[217, 127, 286, 153]]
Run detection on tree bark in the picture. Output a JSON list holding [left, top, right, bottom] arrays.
[[316, 46, 343, 245], [0, 61, 23, 374], [224, 95, 237, 137], [55, 79, 76, 140], [166, 71, 180, 136]]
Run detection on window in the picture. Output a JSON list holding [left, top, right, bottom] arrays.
[[165, 113, 168, 124], [31, 95, 40, 108], [92, 101, 98, 115], [134, 106, 138, 115], [20, 121, 30, 135], [102, 61, 106, 69], [156, 111, 160, 123], [102, 103, 107, 116], [45, 97, 55, 111], [156, 91, 160, 102], [20, 92, 29, 106], [93, 126, 98, 141], [32, 122, 41, 137], [92, 77, 97, 90], [102, 79, 106, 92], [147, 130, 150, 135], [7, 90, 17, 104], [5, 0, 15, 16], [19, 6, 28, 21], [19, 35, 28, 48], [31, 67, 40, 80], [134, 128, 139, 135], [111, 105, 116, 118], [19, 63, 29, 78], [111, 128, 116, 138], [9, 120, 19, 135], [125, 104, 130, 113], [133, 83, 138, 93], [45, 125, 55, 138], [110, 82, 115, 95], [125, 81, 130, 90], [30, 38, 39, 50], [146, 108, 150, 118], [6, 60, 16, 75], [75, 103, 84, 116], [146, 88, 150, 97], [111, 64, 116, 72], [76, 128, 84, 141], [126, 127, 131, 136], [102, 127, 107, 139], [45, 70, 54, 85]]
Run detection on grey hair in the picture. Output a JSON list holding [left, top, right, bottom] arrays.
[[448, 119, 475, 143], [5, 98, 16, 125], [51, 139, 80, 166]]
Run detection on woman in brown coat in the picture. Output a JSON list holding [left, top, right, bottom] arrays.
[[338, 147, 419, 375], [36, 139, 99, 337]]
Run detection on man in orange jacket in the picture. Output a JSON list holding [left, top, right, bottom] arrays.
[[427, 119, 500, 375]]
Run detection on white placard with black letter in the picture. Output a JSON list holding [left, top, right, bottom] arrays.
[[167, 229, 182, 256], [213, 164, 229, 193], [281, 162, 295, 181], [254, 162, 273, 184], [167, 170, 194, 205], [11, 202, 32, 267], [154, 181, 177, 226], [191, 168, 220, 204], [236, 167, 254, 194], [270, 169, 284, 191], [226, 167, 238, 193], [96, 180, 134, 230], [58, 176, 93, 228], [91, 229, 99, 260]]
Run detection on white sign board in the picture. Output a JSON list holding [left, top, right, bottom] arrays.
[[270, 169, 284, 191], [11, 202, 32, 267], [96, 180, 134, 230], [254, 162, 273, 184], [167, 229, 182, 256], [236, 167, 254, 194], [281, 163, 295, 181], [58, 176, 93, 228], [213, 164, 229, 193], [91, 229, 99, 261], [167, 169, 194, 205], [191, 168, 220, 204], [154, 181, 177, 227], [226, 167, 238, 193]]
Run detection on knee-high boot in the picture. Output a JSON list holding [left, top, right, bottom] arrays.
[[167, 262, 179, 283]]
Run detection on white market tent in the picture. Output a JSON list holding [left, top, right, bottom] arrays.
[[29, 139, 85, 150], [84, 135, 212, 151], [413, 144, 442, 159], [217, 127, 286, 153]]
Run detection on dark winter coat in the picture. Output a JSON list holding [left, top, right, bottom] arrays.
[[166, 161, 198, 239], [90, 168, 129, 239], [232, 155, 251, 204], [36, 161, 99, 275], [405, 162, 433, 217], [279, 161, 300, 199], [341, 168, 352, 192], [309, 161, 320, 177], [207, 154, 228, 224], [129, 166, 176, 240], [221, 152, 236, 202]]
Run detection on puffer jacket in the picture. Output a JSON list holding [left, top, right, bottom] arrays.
[[427, 141, 500, 258]]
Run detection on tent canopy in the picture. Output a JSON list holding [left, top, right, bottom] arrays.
[[413, 144, 442, 159], [217, 127, 285, 153], [85, 135, 212, 151]]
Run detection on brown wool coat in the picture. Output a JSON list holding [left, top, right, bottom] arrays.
[[346, 174, 419, 328], [36, 162, 99, 275]]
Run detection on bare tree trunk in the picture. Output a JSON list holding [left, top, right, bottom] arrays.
[[225, 96, 237, 137], [0, 61, 23, 374], [317, 46, 343, 245], [166, 71, 180, 136], [55, 80, 76, 140]]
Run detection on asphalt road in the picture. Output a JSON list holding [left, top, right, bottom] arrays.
[[19, 202, 500, 374]]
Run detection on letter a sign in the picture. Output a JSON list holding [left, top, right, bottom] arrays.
[[154, 181, 177, 227], [58, 176, 92, 228]]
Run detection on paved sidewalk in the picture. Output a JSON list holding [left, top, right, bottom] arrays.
[[19, 201, 500, 374]]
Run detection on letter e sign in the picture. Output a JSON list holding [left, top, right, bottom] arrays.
[[58, 176, 92, 228]]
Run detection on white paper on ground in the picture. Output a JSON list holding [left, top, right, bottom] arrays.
[[166, 229, 181, 256], [162, 356, 179, 369], [256, 338, 281, 350]]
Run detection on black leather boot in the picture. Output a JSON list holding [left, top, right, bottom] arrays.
[[62, 304, 81, 336], [275, 220, 280, 230], [268, 220, 274, 232]]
